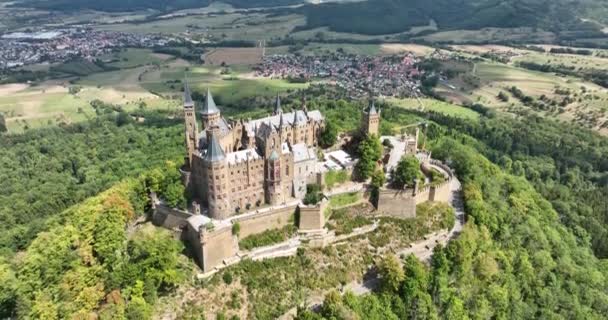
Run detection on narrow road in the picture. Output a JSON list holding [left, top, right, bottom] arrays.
[[280, 173, 466, 319], [341, 175, 464, 296]]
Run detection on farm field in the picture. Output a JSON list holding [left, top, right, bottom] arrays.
[[98, 48, 172, 68], [388, 98, 480, 120], [512, 52, 608, 71], [380, 43, 436, 56], [437, 61, 608, 133], [95, 12, 305, 41], [204, 47, 264, 65], [415, 27, 556, 44], [0, 82, 172, 133]]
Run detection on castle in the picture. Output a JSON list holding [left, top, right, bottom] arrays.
[[149, 85, 454, 273], [180, 84, 327, 220]]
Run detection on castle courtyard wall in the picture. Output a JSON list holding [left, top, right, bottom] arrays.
[[298, 200, 327, 231], [151, 204, 192, 230], [200, 225, 238, 273], [233, 204, 298, 238], [377, 188, 417, 218]]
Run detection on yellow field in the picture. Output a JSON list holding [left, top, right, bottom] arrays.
[[380, 44, 436, 56], [204, 47, 264, 65]]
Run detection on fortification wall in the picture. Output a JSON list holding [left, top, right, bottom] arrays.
[[430, 181, 451, 203], [299, 200, 327, 231], [152, 204, 192, 230], [233, 205, 297, 238], [377, 188, 417, 218], [414, 186, 431, 204], [185, 223, 205, 269], [200, 226, 238, 273]]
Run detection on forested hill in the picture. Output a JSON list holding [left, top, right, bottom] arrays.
[[12, 0, 304, 12], [295, 0, 607, 36]]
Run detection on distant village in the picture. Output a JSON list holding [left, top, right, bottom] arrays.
[[0, 28, 176, 69], [255, 53, 424, 98]]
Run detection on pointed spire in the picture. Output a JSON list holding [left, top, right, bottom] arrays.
[[301, 94, 308, 113], [183, 79, 194, 107], [201, 88, 220, 115], [369, 100, 378, 115], [279, 112, 285, 128], [204, 132, 225, 162], [273, 94, 282, 115], [293, 110, 300, 125]]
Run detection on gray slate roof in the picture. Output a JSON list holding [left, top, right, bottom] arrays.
[[204, 133, 225, 162], [249, 110, 323, 137], [201, 88, 220, 115], [368, 100, 378, 115], [183, 82, 194, 107], [274, 94, 282, 114]]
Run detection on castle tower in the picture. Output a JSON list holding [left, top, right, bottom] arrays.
[[265, 150, 282, 205], [273, 94, 282, 115], [293, 110, 300, 144], [361, 99, 380, 137], [201, 88, 221, 130], [204, 131, 230, 219], [183, 81, 199, 165]]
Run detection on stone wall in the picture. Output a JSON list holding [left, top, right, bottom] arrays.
[[232, 205, 298, 238], [377, 188, 417, 218], [151, 203, 192, 230], [429, 181, 451, 203], [200, 225, 238, 273], [298, 199, 327, 231]]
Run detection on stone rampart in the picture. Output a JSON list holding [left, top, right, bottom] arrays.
[[199, 225, 238, 273], [377, 188, 417, 218], [151, 203, 192, 230], [298, 199, 327, 231], [429, 180, 451, 203], [232, 205, 298, 238]]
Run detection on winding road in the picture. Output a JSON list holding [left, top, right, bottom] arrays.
[[280, 170, 466, 318]]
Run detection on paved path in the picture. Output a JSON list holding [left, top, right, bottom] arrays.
[[281, 173, 465, 318], [339, 175, 464, 297]]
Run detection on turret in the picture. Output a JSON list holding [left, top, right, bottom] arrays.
[[273, 94, 282, 115], [265, 150, 282, 205], [204, 131, 229, 219], [201, 88, 221, 130], [362, 99, 380, 137], [183, 81, 198, 166]]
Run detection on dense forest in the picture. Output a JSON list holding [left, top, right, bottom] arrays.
[[12, 0, 303, 12], [0, 112, 184, 257], [423, 112, 608, 259], [298, 136, 608, 319], [295, 0, 604, 36]]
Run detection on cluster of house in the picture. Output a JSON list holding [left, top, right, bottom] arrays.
[[0, 28, 174, 69], [254, 53, 423, 98]]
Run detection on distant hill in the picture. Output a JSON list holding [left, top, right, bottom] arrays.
[[295, 0, 608, 37], [12, 0, 304, 12]]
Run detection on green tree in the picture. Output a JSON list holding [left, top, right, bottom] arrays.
[[93, 206, 127, 266], [391, 156, 421, 189], [164, 181, 185, 209], [125, 281, 152, 320], [0, 113, 6, 133], [371, 170, 386, 188], [0, 261, 16, 318], [319, 120, 338, 148], [355, 134, 382, 180], [378, 254, 404, 293]]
